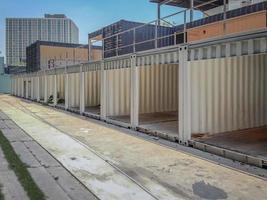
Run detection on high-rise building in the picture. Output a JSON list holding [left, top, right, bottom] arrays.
[[6, 14, 79, 67]]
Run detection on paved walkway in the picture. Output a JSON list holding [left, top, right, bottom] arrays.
[[0, 95, 267, 200], [0, 146, 29, 200], [0, 110, 98, 200]]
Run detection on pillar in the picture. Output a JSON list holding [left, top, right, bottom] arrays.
[[22, 76, 24, 97], [190, 0, 194, 22], [178, 45, 191, 144], [44, 71, 48, 103], [31, 77, 34, 100], [53, 74, 57, 106], [89, 39, 92, 60], [79, 65, 85, 114], [10, 77, 13, 95], [20, 76, 23, 97], [130, 54, 139, 129], [37, 75, 40, 102], [100, 61, 107, 120], [157, 3, 161, 25], [236, 42, 242, 56], [25, 77, 29, 99], [248, 39, 254, 55], [19, 77, 21, 97], [65, 70, 69, 110], [14, 77, 16, 96]]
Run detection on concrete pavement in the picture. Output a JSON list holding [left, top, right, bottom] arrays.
[[0, 95, 267, 200], [0, 109, 98, 200]]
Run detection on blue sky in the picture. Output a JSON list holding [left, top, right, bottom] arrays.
[[0, 0, 200, 60]]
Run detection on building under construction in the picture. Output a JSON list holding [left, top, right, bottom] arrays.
[[11, 0, 267, 168]]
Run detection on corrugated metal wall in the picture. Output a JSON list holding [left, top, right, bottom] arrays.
[[105, 63, 178, 117], [139, 64, 178, 114], [190, 53, 267, 135], [40, 76, 44, 100], [57, 74, 65, 99], [47, 75, 54, 98], [33, 77, 38, 99], [106, 68, 131, 116], [85, 71, 101, 107], [68, 73, 80, 108]]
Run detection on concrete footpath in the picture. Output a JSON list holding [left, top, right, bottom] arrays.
[[0, 95, 267, 200], [0, 111, 98, 200]]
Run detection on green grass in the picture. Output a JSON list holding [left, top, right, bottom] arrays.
[[0, 184, 4, 200], [0, 130, 45, 200]]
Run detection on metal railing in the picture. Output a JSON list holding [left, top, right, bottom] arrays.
[[90, 0, 226, 58]]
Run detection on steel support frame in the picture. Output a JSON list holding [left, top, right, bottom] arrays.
[[190, 0, 194, 22], [44, 71, 48, 103], [19, 76, 22, 97], [178, 45, 191, 144], [79, 65, 85, 114], [100, 61, 107, 120], [53, 74, 57, 106], [37, 75, 40, 102], [25, 77, 29, 99], [65, 69, 69, 110], [130, 54, 139, 129], [31, 76, 34, 100]]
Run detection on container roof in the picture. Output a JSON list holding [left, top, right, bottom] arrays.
[[150, 0, 228, 11]]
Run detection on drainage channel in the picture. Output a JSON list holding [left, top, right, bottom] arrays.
[[189, 140, 267, 169]]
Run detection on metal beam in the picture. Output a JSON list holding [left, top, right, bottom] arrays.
[[44, 71, 48, 103], [190, 0, 194, 22], [37, 75, 40, 102], [64, 69, 69, 110], [130, 55, 139, 129], [178, 45, 191, 144], [100, 61, 107, 120], [79, 65, 85, 114], [53, 74, 57, 106]]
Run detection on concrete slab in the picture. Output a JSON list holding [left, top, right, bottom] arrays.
[[2, 129, 32, 142], [11, 142, 41, 168], [2, 95, 267, 200], [194, 126, 267, 160], [28, 167, 72, 200], [4, 120, 19, 129], [0, 171, 29, 200], [1, 102, 156, 200], [139, 111, 178, 125], [108, 115, 131, 123], [85, 106, 100, 115], [24, 141, 60, 168], [139, 121, 178, 140], [47, 167, 98, 200]]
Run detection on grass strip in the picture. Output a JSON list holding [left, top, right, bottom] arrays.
[[0, 184, 4, 200], [0, 130, 45, 200]]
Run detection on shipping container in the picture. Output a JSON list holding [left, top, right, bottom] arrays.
[[89, 20, 176, 58]]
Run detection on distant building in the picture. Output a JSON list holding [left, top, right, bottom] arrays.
[[6, 14, 79, 67], [26, 41, 102, 72]]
